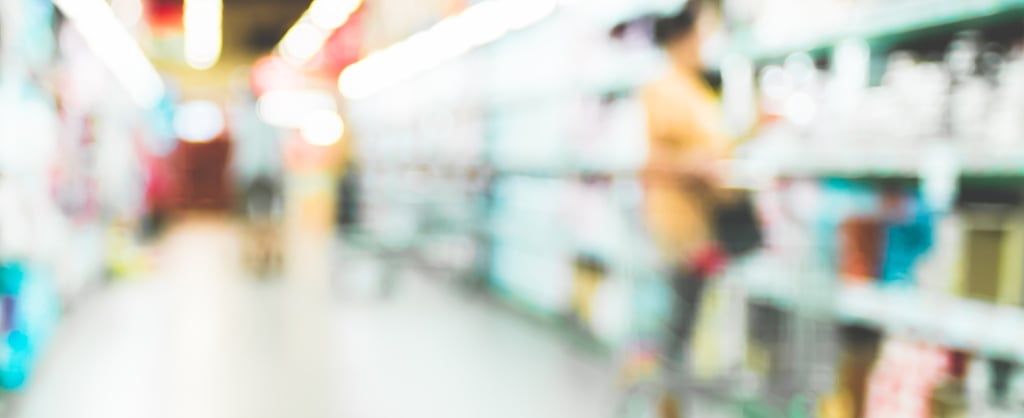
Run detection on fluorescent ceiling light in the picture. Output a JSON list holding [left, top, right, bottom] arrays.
[[184, 0, 223, 70], [257, 90, 338, 128], [278, 0, 362, 65], [308, 0, 362, 30], [53, 0, 165, 107], [281, 23, 324, 64], [338, 0, 557, 100], [175, 101, 225, 143], [300, 111, 345, 147], [111, 0, 143, 27]]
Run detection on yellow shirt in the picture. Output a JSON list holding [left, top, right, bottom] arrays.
[[642, 69, 729, 263]]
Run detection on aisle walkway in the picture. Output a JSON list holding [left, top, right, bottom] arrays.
[[11, 219, 617, 418]]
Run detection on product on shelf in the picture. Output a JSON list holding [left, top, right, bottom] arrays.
[[914, 215, 961, 295], [956, 209, 1024, 304], [880, 191, 934, 286], [864, 339, 951, 418], [839, 217, 884, 282]]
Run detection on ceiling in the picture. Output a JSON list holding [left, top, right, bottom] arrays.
[[158, 0, 465, 99], [158, 0, 310, 99], [222, 0, 310, 54]]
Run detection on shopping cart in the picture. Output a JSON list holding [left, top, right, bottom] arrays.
[[611, 180, 841, 418], [612, 252, 842, 417]]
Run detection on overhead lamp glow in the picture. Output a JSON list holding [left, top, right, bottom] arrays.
[[184, 0, 223, 70], [308, 0, 362, 30], [280, 23, 327, 65], [257, 90, 338, 128], [52, 0, 165, 107], [111, 0, 143, 26], [339, 0, 557, 99], [174, 101, 225, 143], [300, 111, 345, 147], [277, 0, 363, 65]]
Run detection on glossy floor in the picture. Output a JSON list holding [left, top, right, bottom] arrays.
[[11, 219, 617, 418]]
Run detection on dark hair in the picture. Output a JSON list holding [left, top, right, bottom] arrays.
[[653, 0, 701, 45]]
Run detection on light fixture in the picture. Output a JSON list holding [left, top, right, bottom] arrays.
[[277, 0, 363, 65], [174, 101, 225, 143], [308, 0, 362, 30], [184, 0, 223, 70], [52, 0, 165, 107], [111, 0, 143, 27], [257, 90, 337, 128], [338, 0, 557, 100], [300, 111, 345, 147], [280, 23, 325, 64]]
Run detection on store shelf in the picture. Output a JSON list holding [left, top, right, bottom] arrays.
[[730, 0, 1024, 62], [838, 284, 1024, 361], [761, 146, 1024, 179], [740, 263, 1024, 361]]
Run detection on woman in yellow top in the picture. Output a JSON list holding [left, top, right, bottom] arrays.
[[642, 0, 729, 383]]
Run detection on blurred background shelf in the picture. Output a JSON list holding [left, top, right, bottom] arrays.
[[741, 259, 1024, 362], [729, 0, 1024, 62], [755, 146, 1024, 179]]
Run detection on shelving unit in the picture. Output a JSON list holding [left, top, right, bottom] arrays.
[[729, 0, 1024, 63], [759, 145, 1024, 178], [742, 264, 1024, 362], [343, 0, 1024, 414], [713, 1, 1024, 413]]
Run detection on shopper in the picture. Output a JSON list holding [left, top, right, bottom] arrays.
[[243, 174, 283, 276], [641, 1, 728, 416], [336, 160, 361, 234]]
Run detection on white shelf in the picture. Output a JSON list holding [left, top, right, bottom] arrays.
[[741, 262, 1024, 360], [730, 0, 1024, 62], [837, 284, 1024, 361], [754, 145, 1024, 178]]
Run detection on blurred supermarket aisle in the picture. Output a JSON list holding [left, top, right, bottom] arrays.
[[10, 218, 616, 418]]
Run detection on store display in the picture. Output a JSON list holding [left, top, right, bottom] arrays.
[[0, 0, 167, 394], [704, 1, 1024, 415], [335, 0, 1024, 416]]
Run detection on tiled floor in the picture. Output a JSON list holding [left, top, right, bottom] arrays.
[[11, 219, 618, 418]]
